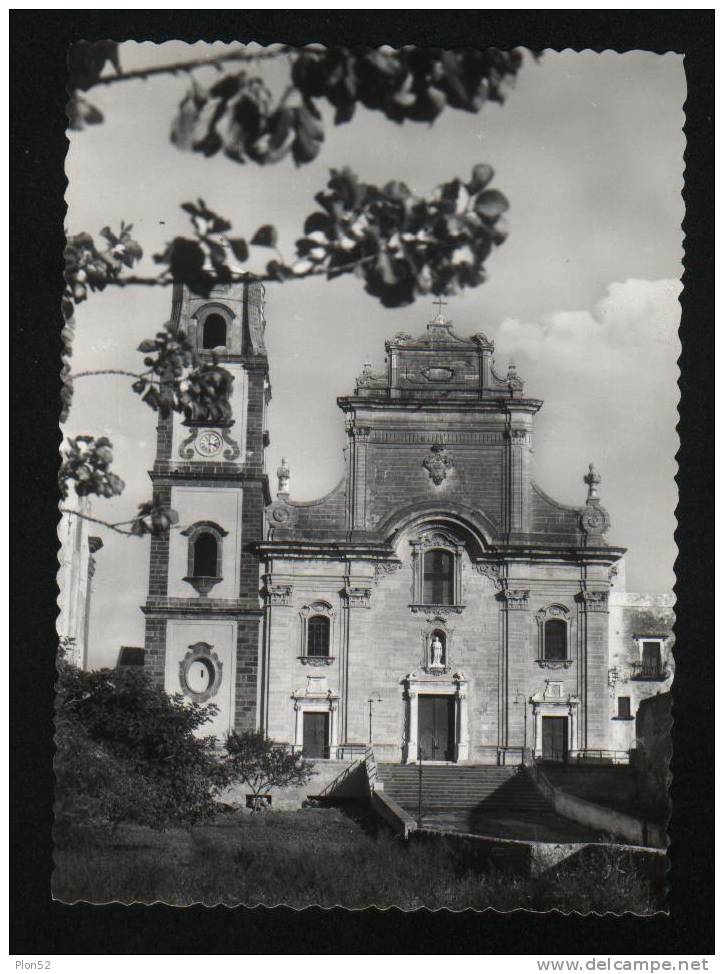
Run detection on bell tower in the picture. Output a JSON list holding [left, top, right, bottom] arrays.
[[142, 280, 271, 737]]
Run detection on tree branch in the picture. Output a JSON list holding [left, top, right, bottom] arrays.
[[104, 253, 378, 291], [59, 508, 136, 536], [67, 369, 154, 382], [59, 507, 184, 537], [86, 46, 292, 91]]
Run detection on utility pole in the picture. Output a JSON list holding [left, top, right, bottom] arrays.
[[367, 696, 382, 745], [417, 733, 424, 828]]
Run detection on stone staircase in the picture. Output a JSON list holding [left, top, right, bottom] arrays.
[[377, 763, 552, 816]]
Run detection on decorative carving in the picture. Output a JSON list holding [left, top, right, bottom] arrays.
[[374, 561, 402, 583], [500, 586, 529, 610], [535, 604, 569, 621], [507, 361, 524, 394], [579, 590, 609, 613], [343, 585, 372, 609], [179, 427, 199, 459], [179, 643, 222, 703], [421, 366, 455, 382], [220, 426, 241, 461], [277, 457, 290, 495], [536, 658, 573, 670], [183, 574, 222, 597], [410, 604, 463, 616], [475, 563, 500, 584], [179, 425, 240, 461], [299, 656, 335, 667], [506, 428, 528, 443], [345, 420, 371, 440], [391, 332, 413, 343], [414, 529, 461, 550], [271, 505, 290, 524], [580, 503, 611, 536], [422, 443, 454, 485], [472, 332, 494, 352], [263, 580, 292, 606], [300, 600, 335, 619], [583, 462, 601, 500], [543, 680, 563, 700]]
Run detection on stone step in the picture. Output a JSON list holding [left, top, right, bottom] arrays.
[[377, 765, 552, 817]]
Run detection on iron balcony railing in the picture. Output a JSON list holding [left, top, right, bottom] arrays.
[[630, 661, 671, 681]]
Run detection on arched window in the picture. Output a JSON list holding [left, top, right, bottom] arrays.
[[544, 619, 567, 661], [193, 531, 218, 577], [307, 616, 330, 658], [202, 313, 227, 349], [423, 549, 454, 605]]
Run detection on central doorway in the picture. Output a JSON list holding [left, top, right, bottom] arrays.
[[418, 694, 455, 761], [541, 715, 568, 763], [302, 712, 330, 759]]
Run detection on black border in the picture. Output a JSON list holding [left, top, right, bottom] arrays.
[[10, 10, 714, 956]]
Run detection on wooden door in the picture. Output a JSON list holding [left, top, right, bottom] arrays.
[[542, 716, 568, 762], [418, 695, 455, 761], [642, 641, 661, 677], [302, 712, 329, 759]]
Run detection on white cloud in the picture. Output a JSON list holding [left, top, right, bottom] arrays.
[[497, 278, 681, 373]]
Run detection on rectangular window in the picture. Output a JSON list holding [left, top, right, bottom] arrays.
[[617, 696, 631, 719], [423, 550, 454, 605]]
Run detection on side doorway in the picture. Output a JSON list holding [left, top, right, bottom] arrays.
[[418, 694, 455, 762], [302, 711, 330, 759], [541, 715, 568, 763]]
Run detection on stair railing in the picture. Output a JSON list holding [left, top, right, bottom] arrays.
[[364, 745, 378, 792]]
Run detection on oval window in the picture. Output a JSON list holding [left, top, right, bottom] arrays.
[[186, 658, 214, 694]]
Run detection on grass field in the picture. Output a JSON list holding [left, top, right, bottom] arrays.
[[53, 805, 662, 913]]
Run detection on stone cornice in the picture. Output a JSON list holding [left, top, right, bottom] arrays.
[[257, 540, 396, 560], [259, 536, 626, 566], [337, 396, 544, 414], [142, 599, 263, 617], [149, 468, 272, 504]]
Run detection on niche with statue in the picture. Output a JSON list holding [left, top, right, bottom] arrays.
[[421, 620, 453, 674]]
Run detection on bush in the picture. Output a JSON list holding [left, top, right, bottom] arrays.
[[55, 655, 227, 835], [224, 731, 315, 806]]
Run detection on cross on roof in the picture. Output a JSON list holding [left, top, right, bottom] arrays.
[[433, 297, 448, 314]]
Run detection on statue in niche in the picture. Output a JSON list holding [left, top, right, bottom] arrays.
[[430, 633, 445, 669]]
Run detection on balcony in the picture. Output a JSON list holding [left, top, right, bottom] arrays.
[[630, 661, 671, 682]]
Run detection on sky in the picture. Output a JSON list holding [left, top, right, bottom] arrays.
[[64, 44, 685, 668]]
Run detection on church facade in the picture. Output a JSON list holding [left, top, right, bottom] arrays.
[[141, 281, 662, 766]]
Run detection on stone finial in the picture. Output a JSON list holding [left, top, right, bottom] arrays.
[[277, 457, 290, 496], [506, 360, 524, 394], [583, 462, 601, 501]]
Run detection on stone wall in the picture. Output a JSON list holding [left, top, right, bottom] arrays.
[[263, 531, 613, 764], [607, 593, 674, 752]]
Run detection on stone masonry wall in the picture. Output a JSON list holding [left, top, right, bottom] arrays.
[[263, 537, 608, 763]]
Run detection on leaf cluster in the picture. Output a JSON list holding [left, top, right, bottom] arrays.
[[128, 501, 180, 537], [66, 40, 120, 130], [289, 164, 509, 305], [63, 223, 143, 320], [171, 47, 525, 167], [58, 435, 125, 500], [172, 73, 325, 167]]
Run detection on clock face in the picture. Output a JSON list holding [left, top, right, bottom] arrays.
[[196, 429, 223, 457]]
